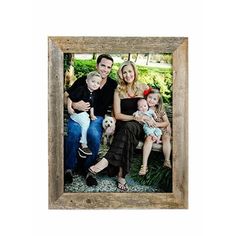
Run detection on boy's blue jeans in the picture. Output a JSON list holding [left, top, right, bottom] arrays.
[[65, 116, 103, 173]]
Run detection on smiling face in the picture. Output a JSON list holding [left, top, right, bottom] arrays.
[[86, 75, 102, 91], [122, 64, 135, 84], [146, 93, 159, 107], [96, 58, 113, 79]]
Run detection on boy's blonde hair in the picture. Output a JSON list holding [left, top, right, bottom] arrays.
[[86, 71, 102, 80]]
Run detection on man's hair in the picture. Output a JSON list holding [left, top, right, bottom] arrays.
[[96, 54, 114, 65]]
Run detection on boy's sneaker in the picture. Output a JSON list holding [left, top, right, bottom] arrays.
[[78, 150, 87, 159], [78, 145, 92, 156]]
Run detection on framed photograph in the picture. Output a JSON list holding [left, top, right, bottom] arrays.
[[48, 37, 188, 209]]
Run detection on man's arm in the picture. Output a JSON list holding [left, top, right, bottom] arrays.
[[67, 97, 75, 115], [65, 76, 89, 111], [64, 91, 69, 107]]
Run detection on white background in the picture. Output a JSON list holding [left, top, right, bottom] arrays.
[[1, 0, 236, 235]]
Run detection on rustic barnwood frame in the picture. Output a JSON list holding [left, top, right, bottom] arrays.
[[48, 37, 188, 209]]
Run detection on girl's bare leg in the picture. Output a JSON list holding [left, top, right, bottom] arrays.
[[139, 136, 154, 175], [162, 135, 171, 168], [142, 136, 153, 167]]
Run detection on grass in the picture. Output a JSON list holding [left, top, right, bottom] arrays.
[[130, 150, 172, 192]]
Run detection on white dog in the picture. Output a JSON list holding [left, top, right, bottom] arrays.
[[102, 115, 116, 146]]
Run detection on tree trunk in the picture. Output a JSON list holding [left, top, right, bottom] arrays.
[[92, 53, 96, 60], [128, 53, 131, 61], [146, 53, 150, 65], [64, 53, 75, 89]]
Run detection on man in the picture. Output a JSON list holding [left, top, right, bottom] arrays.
[[64, 54, 117, 186]]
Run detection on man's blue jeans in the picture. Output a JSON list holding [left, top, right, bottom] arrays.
[[65, 116, 103, 173]]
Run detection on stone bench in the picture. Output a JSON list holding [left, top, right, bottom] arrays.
[[136, 141, 162, 152]]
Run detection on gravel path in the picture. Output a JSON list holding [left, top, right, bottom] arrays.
[[64, 173, 161, 193], [64, 145, 163, 193]]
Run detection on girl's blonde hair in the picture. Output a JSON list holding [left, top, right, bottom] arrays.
[[146, 88, 164, 113], [117, 61, 140, 97]]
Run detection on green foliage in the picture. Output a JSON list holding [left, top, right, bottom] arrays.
[[71, 58, 173, 105], [130, 152, 172, 192], [137, 66, 173, 104], [73, 59, 96, 80], [109, 63, 120, 81], [73, 59, 119, 83]]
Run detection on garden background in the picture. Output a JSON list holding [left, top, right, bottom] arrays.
[[64, 53, 173, 192]]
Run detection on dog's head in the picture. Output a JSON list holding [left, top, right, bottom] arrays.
[[102, 116, 116, 133]]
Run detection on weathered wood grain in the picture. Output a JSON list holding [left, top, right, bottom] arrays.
[[173, 39, 188, 208], [48, 39, 64, 206], [50, 36, 186, 53], [48, 37, 188, 209], [50, 193, 184, 209]]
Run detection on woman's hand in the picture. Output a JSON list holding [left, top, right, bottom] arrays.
[[134, 115, 152, 124], [72, 100, 90, 112], [133, 115, 144, 123]]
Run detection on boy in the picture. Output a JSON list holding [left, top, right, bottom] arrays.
[[67, 71, 102, 157]]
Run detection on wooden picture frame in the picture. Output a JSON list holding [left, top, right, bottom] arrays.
[[48, 37, 188, 209]]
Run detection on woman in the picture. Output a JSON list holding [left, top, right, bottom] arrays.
[[89, 61, 149, 190]]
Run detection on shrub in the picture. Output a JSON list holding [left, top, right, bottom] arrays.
[[71, 59, 173, 105]]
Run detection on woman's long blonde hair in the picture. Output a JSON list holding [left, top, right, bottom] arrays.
[[116, 61, 139, 97]]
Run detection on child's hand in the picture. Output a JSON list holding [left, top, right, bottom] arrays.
[[90, 115, 97, 120], [146, 118, 156, 127], [153, 114, 158, 121]]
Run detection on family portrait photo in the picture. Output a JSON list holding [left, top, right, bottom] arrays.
[[48, 37, 188, 209], [64, 53, 173, 193]]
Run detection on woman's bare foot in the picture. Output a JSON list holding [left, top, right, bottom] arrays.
[[89, 158, 108, 174], [117, 177, 128, 191]]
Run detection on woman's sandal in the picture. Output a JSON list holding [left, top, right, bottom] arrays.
[[89, 158, 108, 174], [139, 165, 148, 175], [117, 178, 128, 191]]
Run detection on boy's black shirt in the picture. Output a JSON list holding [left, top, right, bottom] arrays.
[[68, 85, 97, 114], [67, 75, 117, 117]]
